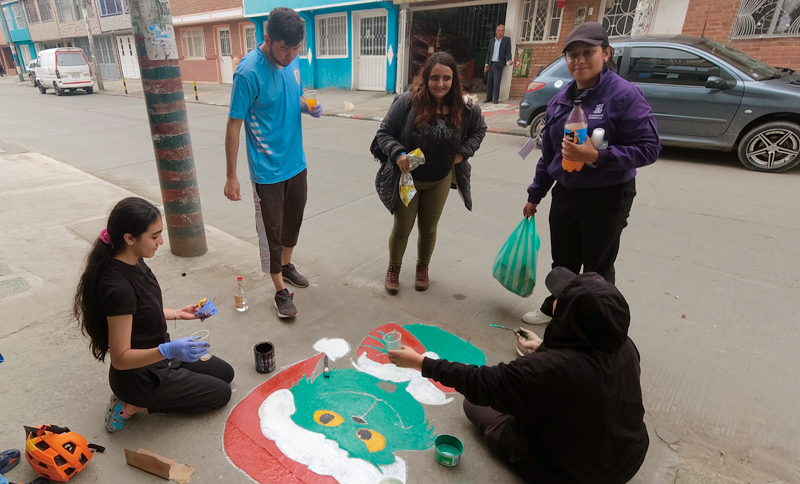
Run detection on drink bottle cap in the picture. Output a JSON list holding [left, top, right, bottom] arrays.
[[237, 275, 243, 281]]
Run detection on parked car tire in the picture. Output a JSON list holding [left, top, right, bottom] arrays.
[[737, 121, 800, 173], [37, 81, 47, 94], [529, 111, 547, 148], [54, 82, 63, 96], [85, 87, 93, 94]]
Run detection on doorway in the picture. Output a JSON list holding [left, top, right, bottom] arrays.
[[353, 10, 388, 91], [218, 28, 233, 84], [115, 35, 140, 79]]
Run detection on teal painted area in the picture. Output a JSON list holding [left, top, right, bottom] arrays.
[[245, 0, 372, 17], [290, 369, 434, 467], [405, 324, 487, 366], [2, 2, 32, 43]]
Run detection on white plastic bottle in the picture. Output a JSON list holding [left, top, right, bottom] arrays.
[[234, 275, 248, 312]]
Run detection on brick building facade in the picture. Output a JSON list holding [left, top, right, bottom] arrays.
[[682, 0, 800, 72]]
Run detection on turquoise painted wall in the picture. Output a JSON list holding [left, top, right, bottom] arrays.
[[2, 2, 32, 43], [247, 1, 398, 92]]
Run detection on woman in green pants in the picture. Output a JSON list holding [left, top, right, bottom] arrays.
[[375, 52, 486, 293]]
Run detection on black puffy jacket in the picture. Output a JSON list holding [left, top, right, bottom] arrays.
[[374, 91, 486, 214]]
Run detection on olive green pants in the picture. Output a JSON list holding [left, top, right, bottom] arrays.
[[389, 172, 452, 267]]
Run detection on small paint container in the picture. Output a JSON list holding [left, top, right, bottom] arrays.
[[434, 434, 464, 467], [377, 478, 404, 484], [254, 342, 276, 374]]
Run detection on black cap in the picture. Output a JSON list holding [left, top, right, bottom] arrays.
[[545, 267, 578, 299], [562, 22, 609, 53]]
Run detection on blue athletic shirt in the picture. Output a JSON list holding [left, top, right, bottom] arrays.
[[229, 45, 306, 185]]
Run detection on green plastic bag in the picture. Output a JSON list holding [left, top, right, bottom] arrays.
[[492, 217, 540, 297]]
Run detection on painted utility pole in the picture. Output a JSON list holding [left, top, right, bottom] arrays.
[[128, 0, 207, 256], [0, 3, 26, 82], [78, 0, 104, 90]]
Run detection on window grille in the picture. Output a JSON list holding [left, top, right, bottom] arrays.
[[602, 0, 639, 37], [359, 15, 386, 56], [299, 18, 307, 56], [244, 25, 256, 54], [316, 13, 347, 57], [2, 7, 13, 28], [732, 0, 800, 38], [12, 3, 25, 28], [453, 4, 508, 51], [36, 0, 53, 21], [182, 29, 205, 59], [23, 0, 39, 23], [518, 0, 562, 43], [99, 0, 123, 17]]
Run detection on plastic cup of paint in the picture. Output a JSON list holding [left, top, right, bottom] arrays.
[[254, 342, 276, 374], [377, 478, 404, 484], [383, 331, 402, 351], [304, 90, 317, 109], [434, 434, 464, 467], [191, 329, 211, 361]]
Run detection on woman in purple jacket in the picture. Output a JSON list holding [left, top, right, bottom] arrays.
[[521, 22, 660, 326]]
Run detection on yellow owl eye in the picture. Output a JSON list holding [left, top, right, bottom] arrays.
[[313, 410, 344, 427], [356, 428, 386, 453]]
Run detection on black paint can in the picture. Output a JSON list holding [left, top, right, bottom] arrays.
[[254, 342, 276, 374]]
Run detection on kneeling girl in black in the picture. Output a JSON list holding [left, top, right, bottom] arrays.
[[74, 197, 234, 433]]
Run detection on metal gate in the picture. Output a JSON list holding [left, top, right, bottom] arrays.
[[218, 28, 233, 84], [75, 36, 119, 80], [355, 11, 387, 91], [116, 35, 140, 79]]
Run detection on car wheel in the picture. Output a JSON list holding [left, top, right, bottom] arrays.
[[738, 121, 800, 173], [54, 82, 63, 96], [529, 112, 546, 148], [85, 87, 93, 94], [37, 81, 47, 94]]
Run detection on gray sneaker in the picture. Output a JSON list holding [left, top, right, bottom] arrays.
[[282, 263, 309, 288], [274, 289, 297, 318]]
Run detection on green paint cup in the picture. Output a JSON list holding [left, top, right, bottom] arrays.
[[434, 434, 464, 467]]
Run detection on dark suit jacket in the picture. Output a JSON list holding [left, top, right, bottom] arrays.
[[485, 36, 512, 66]]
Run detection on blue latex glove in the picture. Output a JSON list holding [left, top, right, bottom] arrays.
[[158, 337, 209, 362], [302, 101, 323, 118]]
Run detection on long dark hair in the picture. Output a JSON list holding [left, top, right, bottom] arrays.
[[411, 51, 464, 131], [74, 197, 161, 362]]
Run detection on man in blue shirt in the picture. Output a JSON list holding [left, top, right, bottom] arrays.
[[224, 7, 322, 319], [484, 24, 512, 104]]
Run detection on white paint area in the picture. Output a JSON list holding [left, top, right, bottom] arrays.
[[259, 389, 407, 484], [313, 338, 351, 362], [351, 352, 453, 406]]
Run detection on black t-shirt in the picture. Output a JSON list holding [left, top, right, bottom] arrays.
[[409, 117, 461, 182], [97, 258, 168, 350]]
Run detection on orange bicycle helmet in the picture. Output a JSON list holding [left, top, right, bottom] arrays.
[[24, 425, 104, 482]]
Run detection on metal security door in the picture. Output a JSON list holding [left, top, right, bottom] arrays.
[[116, 35, 140, 79], [218, 28, 233, 84], [355, 12, 387, 91], [96, 36, 119, 81]]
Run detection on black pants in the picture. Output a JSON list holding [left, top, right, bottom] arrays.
[[540, 179, 636, 315], [485, 62, 504, 102], [254, 169, 308, 274], [463, 400, 527, 476], [109, 356, 234, 414]]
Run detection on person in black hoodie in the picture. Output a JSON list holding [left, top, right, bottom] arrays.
[[388, 267, 648, 483]]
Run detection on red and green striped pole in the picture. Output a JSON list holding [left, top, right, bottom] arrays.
[[128, 1, 207, 257]]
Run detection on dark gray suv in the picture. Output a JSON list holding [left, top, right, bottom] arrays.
[[517, 36, 800, 173]]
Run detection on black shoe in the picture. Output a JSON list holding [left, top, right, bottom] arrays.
[[483, 98, 492, 103], [274, 289, 297, 318], [282, 263, 309, 288], [493, 101, 499, 104]]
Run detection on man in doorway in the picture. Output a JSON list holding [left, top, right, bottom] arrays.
[[224, 7, 323, 319], [484, 23, 512, 104]]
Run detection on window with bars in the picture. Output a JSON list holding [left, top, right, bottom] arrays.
[[732, 0, 800, 38], [99, 0, 123, 17], [36, 0, 52, 21], [23, 0, 39, 23], [359, 15, 386, 56], [244, 25, 257, 55], [11, 3, 25, 28], [602, 0, 639, 37], [55, 0, 73, 21], [182, 29, 205, 58], [3, 7, 14, 29], [518, 0, 562, 43], [316, 13, 347, 58]]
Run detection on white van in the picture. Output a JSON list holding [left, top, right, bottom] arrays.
[[35, 48, 94, 95]]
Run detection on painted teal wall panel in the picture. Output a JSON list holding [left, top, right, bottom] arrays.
[[245, 0, 372, 17]]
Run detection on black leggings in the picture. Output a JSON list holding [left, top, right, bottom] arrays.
[[109, 356, 234, 414]]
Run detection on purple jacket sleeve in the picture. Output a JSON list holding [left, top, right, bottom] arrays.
[[596, 88, 660, 171], [422, 357, 543, 416], [527, 110, 557, 204]]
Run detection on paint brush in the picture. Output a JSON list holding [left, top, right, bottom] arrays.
[[490, 324, 530, 339], [323, 355, 330, 378]]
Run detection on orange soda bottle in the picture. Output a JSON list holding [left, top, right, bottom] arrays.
[[563, 99, 588, 172]]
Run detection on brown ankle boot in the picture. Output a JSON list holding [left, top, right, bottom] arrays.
[[385, 265, 400, 294], [415, 262, 429, 291]]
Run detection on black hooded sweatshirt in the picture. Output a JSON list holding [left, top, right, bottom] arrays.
[[421, 273, 648, 483]]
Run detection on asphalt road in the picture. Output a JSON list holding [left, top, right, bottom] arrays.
[[1, 83, 799, 483]]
